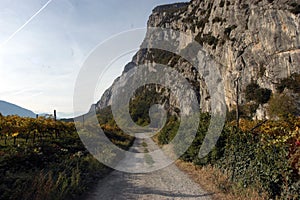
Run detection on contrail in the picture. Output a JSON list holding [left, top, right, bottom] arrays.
[[0, 0, 53, 48]]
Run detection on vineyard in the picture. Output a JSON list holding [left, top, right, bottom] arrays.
[[0, 114, 75, 145], [1, 109, 299, 199], [0, 113, 134, 200], [157, 114, 300, 199]]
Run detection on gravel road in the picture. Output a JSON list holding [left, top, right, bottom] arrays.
[[85, 136, 212, 200]]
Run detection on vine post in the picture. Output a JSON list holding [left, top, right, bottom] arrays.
[[231, 76, 241, 182]]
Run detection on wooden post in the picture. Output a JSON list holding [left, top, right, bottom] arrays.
[[235, 77, 240, 129], [231, 77, 241, 182], [54, 110, 57, 121], [82, 115, 85, 128], [54, 110, 57, 138]]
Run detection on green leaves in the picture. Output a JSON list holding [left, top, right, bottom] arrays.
[[245, 83, 272, 104], [159, 113, 300, 199]]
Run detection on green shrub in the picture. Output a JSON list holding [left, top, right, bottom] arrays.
[[245, 83, 260, 99], [267, 93, 297, 119], [0, 137, 111, 200], [219, 129, 298, 198], [276, 73, 300, 93], [162, 111, 300, 199], [181, 117, 300, 198], [195, 32, 219, 49], [255, 88, 272, 104], [129, 84, 168, 126], [148, 49, 180, 66], [245, 83, 272, 104], [157, 115, 180, 145], [239, 103, 260, 119]]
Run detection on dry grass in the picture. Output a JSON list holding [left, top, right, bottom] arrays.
[[176, 160, 268, 200]]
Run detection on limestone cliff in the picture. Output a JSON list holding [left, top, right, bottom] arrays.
[[97, 0, 300, 119]]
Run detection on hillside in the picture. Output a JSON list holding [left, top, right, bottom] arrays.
[[0, 100, 36, 118]]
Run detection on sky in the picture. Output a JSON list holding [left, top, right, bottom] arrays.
[[0, 0, 188, 118]]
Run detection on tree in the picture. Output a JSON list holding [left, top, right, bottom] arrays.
[[245, 83, 272, 104], [267, 93, 297, 119]]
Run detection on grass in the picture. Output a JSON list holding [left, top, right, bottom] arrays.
[[144, 153, 155, 166], [142, 141, 147, 147], [0, 134, 111, 200], [175, 160, 268, 200], [0, 126, 134, 200], [142, 139, 154, 166]]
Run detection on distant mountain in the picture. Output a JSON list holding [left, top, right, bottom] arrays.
[[0, 100, 36, 118]]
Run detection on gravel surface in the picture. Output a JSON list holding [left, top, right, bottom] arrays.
[[85, 136, 212, 200]]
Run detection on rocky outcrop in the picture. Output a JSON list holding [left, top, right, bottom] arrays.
[[97, 0, 300, 119]]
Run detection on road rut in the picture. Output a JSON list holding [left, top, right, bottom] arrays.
[[85, 136, 212, 200]]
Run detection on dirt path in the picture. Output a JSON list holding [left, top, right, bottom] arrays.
[[85, 136, 213, 200]]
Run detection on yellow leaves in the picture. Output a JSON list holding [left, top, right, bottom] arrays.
[[12, 132, 19, 137], [0, 114, 75, 138], [241, 117, 300, 148], [239, 119, 257, 132], [262, 126, 300, 148]]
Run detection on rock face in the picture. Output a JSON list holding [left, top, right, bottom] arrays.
[[97, 0, 300, 119]]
